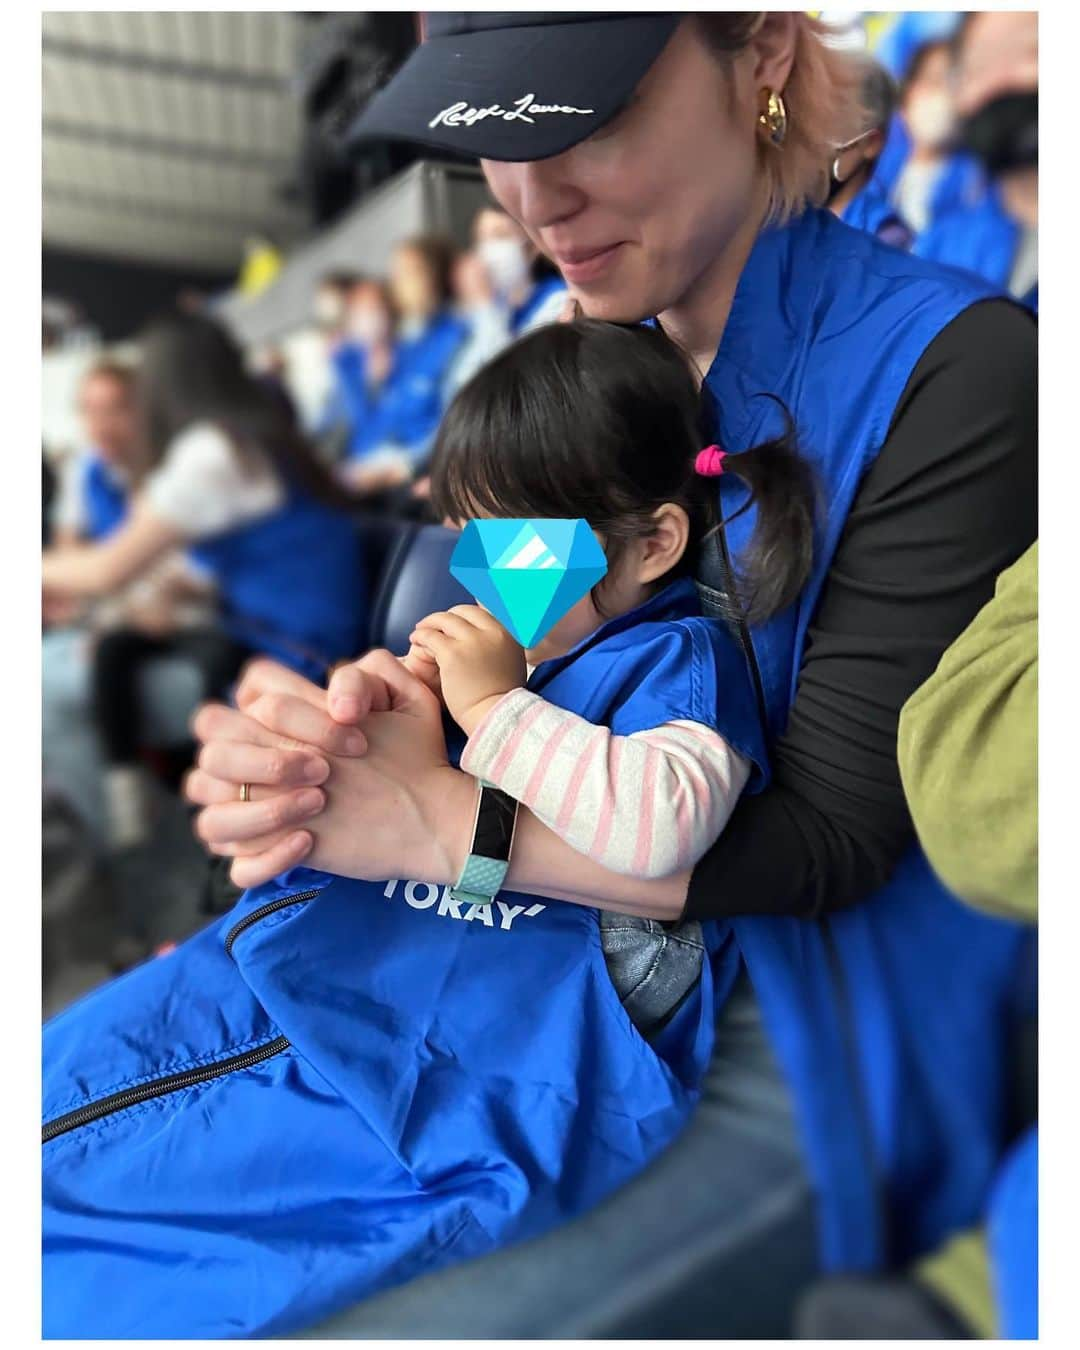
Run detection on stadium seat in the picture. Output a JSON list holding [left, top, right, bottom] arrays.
[[359, 517, 470, 654]]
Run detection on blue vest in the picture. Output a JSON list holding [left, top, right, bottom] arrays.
[[915, 185, 1037, 310], [189, 493, 367, 679], [332, 340, 394, 458], [80, 453, 128, 540], [704, 208, 1028, 1269], [42, 580, 768, 1337], [840, 181, 914, 251], [341, 312, 468, 464], [511, 274, 567, 334]]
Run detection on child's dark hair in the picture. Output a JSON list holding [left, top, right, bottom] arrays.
[[430, 320, 816, 625]]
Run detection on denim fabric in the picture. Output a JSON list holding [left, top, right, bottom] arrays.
[[600, 911, 706, 1036]]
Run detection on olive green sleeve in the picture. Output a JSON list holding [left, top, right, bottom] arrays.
[[898, 542, 1037, 922], [915, 1229, 998, 1338]]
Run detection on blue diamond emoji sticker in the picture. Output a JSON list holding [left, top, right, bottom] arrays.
[[450, 519, 608, 647]]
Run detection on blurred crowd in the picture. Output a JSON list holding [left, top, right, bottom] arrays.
[[831, 11, 1037, 308], [41, 9, 1037, 986], [41, 200, 570, 984]]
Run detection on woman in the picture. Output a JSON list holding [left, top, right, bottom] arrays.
[[446, 203, 569, 396], [331, 275, 400, 464], [338, 235, 468, 494], [44, 358, 219, 851], [472, 203, 568, 335], [42, 312, 368, 854], [51, 361, 136, 547], [827, 56, 914, 251], [47, 14, 1036, 1338], [875, 35, 983, 237]]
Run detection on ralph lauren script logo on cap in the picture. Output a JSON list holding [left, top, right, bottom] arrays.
[[430, 93, 595, 129]]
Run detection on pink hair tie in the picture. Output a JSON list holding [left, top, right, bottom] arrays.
[[695, 444, 727, 477]]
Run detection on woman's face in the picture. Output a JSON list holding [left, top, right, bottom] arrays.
[[79, 373, 135, 464], [472, 207, 534, 297], [345, 282, 393, 345], [481, 19, 767, 323], [390, 247, 438, 319], [473, 208, 529, 250]]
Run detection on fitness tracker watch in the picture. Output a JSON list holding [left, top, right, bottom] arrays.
[[450, 779, 519, 908]]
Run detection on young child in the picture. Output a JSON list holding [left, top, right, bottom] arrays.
[[369, 317, 815, 1035]]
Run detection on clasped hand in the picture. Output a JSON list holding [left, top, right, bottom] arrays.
[[185, 606, 525, 890]]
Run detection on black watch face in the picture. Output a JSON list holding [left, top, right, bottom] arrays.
[[474, 784, 517, 863]]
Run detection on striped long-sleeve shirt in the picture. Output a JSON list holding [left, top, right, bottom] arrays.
[[459, 687, 749, 880]]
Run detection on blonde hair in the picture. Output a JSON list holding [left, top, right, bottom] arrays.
[[695, 12, 864, 225]]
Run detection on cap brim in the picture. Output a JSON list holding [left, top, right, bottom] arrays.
[[348, 15, 680, 163]]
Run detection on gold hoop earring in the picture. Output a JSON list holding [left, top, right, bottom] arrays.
[[757, 88, 788, 148]]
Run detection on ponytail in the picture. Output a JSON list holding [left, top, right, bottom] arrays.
[[716, 407, 817, 625]]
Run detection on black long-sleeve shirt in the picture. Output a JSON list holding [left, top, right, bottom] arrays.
[[685, 300, 1037, 920]]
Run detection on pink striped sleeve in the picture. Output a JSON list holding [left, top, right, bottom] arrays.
[[462, 693, 751, 878]]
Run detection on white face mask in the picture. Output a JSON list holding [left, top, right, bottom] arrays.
[[314, 291, 345, 328], [905, 92, 955, 150], [477, 237, 531, 297], [347, 307, 391, 346]]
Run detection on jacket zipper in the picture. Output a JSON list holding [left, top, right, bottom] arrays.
[[42, 1036, 290, 1143], [43, 890, 322, 1144], [223, 888, 321, 956]]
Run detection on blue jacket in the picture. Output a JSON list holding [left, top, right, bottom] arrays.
[[840, 181, 914, 251], [80, 453, 128, 540], [189, 493, 367, 680], [338, 311, 468, 465], [43, 579, 767, 1337], [916, 186, 1038, 310]]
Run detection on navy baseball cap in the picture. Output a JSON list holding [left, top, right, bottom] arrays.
[[348, 12, 681, 163]]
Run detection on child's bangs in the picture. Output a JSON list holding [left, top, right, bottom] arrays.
[[431, 426, 587, 528]]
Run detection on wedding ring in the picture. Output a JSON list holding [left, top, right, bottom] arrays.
[[239, 782, 251, 803]]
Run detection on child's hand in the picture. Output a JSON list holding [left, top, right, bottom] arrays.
[[401, 644, 443, 702], [327, 648, 444, 725], [409, 605, 526, 735]]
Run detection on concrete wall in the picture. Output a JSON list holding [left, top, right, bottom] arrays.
[[217, 160, 489, 348]]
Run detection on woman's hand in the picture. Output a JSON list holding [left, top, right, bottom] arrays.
[[186, 653, 474, 890], [410, 605, 526, 735]]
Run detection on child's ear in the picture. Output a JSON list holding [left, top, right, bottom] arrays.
[[638, 504, 690, 585]]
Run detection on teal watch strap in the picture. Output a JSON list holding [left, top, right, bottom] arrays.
[[450, 779, 518, 908], [451, 853, 511, 909]]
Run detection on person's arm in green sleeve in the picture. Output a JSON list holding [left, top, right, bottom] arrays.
[[898, 542, 1038, 923]]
